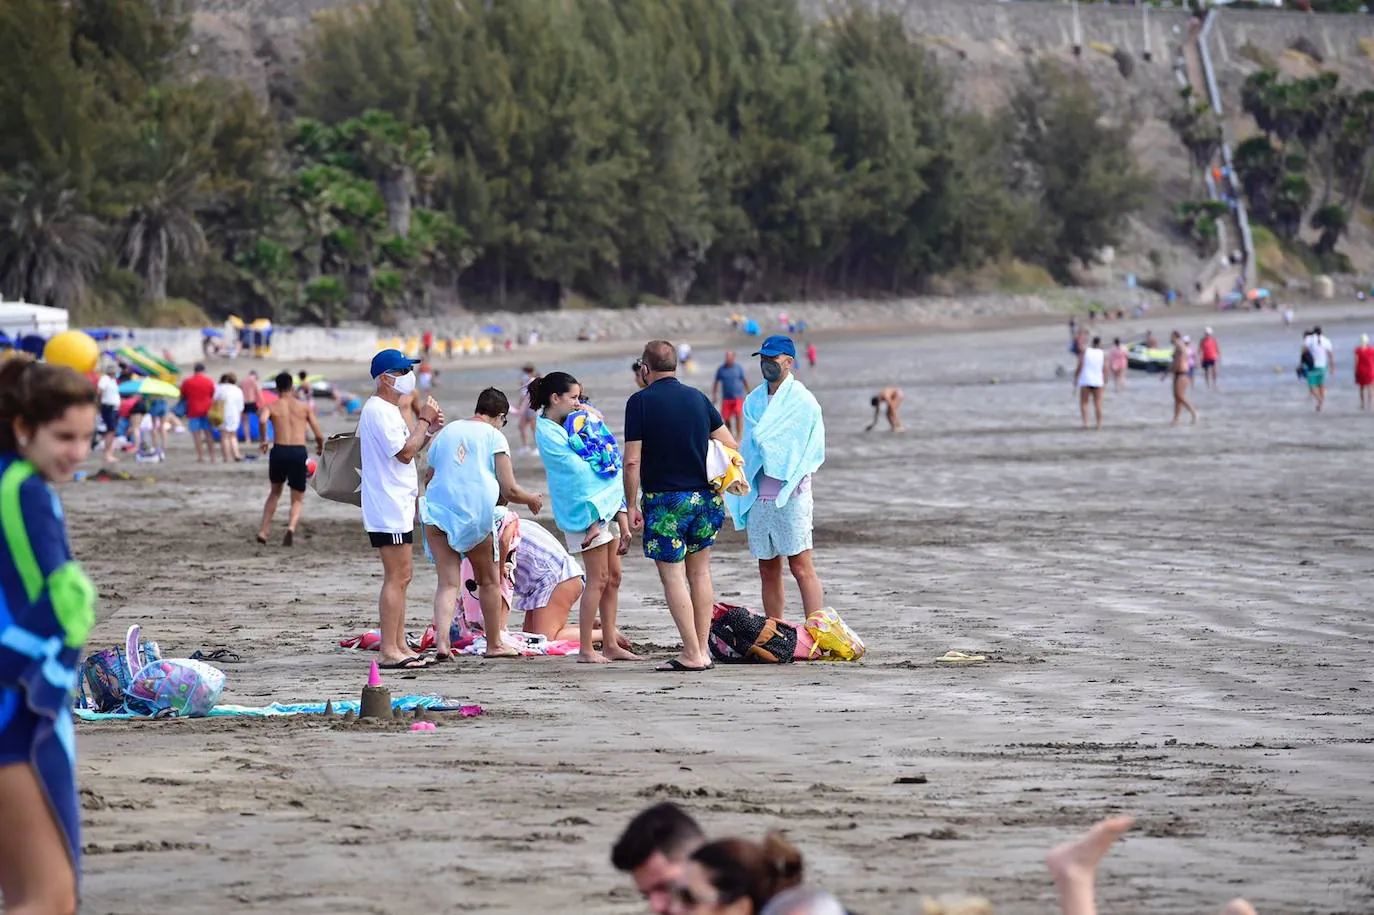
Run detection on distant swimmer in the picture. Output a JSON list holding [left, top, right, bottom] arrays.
[[866, 387, 904, 433], [1199, 326, 1221, 390], [1163, 331, 1198, 425], [1356, 334, 1374, 411], [1075, 335, 1105, 430]]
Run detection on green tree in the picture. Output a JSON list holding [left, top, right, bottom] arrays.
[[1007, 60, 1150, 281], [0, 168, 105, 308], [1311, 203, 1348, 257]]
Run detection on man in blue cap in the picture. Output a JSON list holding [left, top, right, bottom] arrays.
[[358, 348, 444, 670], [726, 335, 828, 623]]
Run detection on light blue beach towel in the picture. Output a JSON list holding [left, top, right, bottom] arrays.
[[727, 374, 825, 528], [535, 416, 624, 535]]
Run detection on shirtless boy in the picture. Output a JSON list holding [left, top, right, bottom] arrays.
[[256, 372, 325, 546], [866, 387, 904, 432], [1162, 331, 1198, 425]]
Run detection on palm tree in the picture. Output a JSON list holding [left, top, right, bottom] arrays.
[[0, 168, 105, 308], [119, 158, 205, 306]]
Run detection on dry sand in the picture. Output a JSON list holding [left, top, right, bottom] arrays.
[[72, 304, 1374, 914]]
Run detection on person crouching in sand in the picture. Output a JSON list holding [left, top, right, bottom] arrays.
[[420, 387, 541, 660], [532, 371, 638, 664], [866, 387, 904, 432], [256, 372, 324, 546]]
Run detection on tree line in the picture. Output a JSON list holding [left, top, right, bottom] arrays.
[[0, 0, 1151, 323]]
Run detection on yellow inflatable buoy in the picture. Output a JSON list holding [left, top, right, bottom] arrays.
[[43, 330, 100, 373]]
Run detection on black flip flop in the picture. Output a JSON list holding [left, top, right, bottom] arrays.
[[655, 658, 710, 673], [378, 656, 432, 671], [190, 648, 243, 664], [255, 534, 268, 545], [283, 529, 294, 547]]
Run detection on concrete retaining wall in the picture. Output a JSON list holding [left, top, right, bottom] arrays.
[[116, 326, 382, 364]]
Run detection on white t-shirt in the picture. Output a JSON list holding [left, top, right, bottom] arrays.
[[1078, 347, 1106, 388], [358, 396, 418, 534], [214, 383, 245, 429], [419, 419, 509, 553], [678, 343, 692, 363], [1306, 335, 1333, 369], [97, 375, 121, 407]]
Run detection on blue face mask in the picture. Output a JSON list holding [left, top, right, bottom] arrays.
[[760, 360, 784, 382]]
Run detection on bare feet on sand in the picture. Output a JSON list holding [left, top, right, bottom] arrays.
[[1046, 815, 1134, 883], [603, 642, 643, 662], [578, 650, 612, 664], [1045, 815, 1134, 915]]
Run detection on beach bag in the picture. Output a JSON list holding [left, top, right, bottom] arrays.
[[709, 603, 796, 664], [78, 631, 162, 713], [803, 607, 866, 661], [122, 625, 224, 717], [207, 401, 224, 427], [313, 431, 363, 506]]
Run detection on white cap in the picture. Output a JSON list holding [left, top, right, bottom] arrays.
[[1204, 326, 1213, 335], [1363, 334, 1370, 345], [1182, 334, 1192, 342]]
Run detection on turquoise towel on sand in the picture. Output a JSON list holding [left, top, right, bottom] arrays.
[[535, 416, 624, 535], [74, 694, 451, 720], [727, 374, 825, 528]]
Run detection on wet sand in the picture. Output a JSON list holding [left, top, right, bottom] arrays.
[[74, 305, 1374, 914]]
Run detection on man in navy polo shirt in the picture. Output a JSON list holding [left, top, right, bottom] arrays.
[[623, 340, 738, 672]]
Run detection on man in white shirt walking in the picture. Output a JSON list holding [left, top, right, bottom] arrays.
[[359, 348, 444, 670], [1305, 325, 1335, 412], [96, 366, 122, 465]]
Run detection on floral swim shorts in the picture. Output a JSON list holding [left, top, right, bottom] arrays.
[[641, 490, 725, 563]]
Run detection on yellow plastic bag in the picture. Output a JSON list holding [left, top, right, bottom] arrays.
[[804, 607, 865, 661]]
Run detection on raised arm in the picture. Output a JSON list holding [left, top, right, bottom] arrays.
[[396, 398, 441, 464]]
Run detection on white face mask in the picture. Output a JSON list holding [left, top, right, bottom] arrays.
[[390, 371, 416, 396]]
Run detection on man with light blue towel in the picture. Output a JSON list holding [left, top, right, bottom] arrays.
[[727, 335, 827, 623]]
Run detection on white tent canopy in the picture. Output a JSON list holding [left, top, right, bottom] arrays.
[[0, 301, 69, 338]]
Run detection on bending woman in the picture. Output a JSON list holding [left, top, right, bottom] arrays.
[[420, 387, 541, 660], [0, 356, 99, 915]]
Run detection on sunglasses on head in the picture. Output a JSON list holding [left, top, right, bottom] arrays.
[[500, 413, 508, 427]]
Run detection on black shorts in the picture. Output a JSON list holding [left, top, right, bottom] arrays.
[[244, 402, 258, 416], [268, 444, 309, 492], [99, 404, 118, 431], [1202, 359, 1216, 369], [368, 530, 414, 548]]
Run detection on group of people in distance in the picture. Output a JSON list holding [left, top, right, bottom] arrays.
[[1073, 327, 1221, 429], [609, 802, 1262, 915], [351, 334, 829, 672]]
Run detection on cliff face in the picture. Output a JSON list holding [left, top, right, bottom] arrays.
[[188, 0, 1374, 279]]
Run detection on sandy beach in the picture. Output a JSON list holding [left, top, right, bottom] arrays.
[[71, 304, 1374, 914]]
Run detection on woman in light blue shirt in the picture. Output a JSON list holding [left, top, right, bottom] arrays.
[[420, 388, 541, 659]]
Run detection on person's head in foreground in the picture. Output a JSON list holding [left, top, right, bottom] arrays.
[[473, 387, 509, 428], [0, 355, 97, 483], [370, 348, 420, 398], [637, 340, 678, 387], [1091, 337, 1101, 349], [194, 362, 206, 374], [275, 371, 293, 394], [723, 350, 736, 366], [758, 886, 846, 915], [612, 803, 705, 914], [528, 371, 582, 423], [667, 832, 804, 915], [753, 336, 795, 386]]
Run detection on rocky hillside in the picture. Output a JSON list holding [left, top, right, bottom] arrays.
[[187, 0, 1374, 288]]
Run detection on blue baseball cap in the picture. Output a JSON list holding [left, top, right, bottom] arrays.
[[752, 335, 797, 359], [370, 348, 420, 378]]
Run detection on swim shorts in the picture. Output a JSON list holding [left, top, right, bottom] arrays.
[[368, 530, 414, 548], [268, 444, 309, 492], [1307, 367, 1327, 388], [642, 490, 724, 563], [99, 405, 118, 432], [720, 398, 744, 421], [1202, 359, 1217, 369], [747, 489, 815, 561], [188, 416, 212, 434]]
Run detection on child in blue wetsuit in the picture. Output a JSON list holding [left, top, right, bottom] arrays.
[[0, 355, 99, 912]]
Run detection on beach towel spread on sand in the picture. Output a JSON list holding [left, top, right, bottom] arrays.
[[535, 416, 624, 534], [73, 695, 472, 720], [727, 375, 825, 527]]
